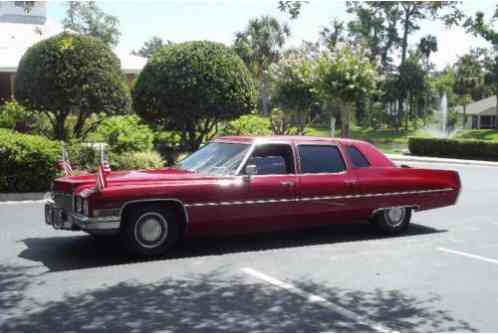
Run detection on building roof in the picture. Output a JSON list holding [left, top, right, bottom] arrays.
[[456, 95, 497, 116]]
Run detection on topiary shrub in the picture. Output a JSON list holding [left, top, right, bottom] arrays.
[[408, 137, 498, 161], [0, 129, 60, 192], [112, 151, 165, 170], [15, 32, 131, 140], [133, 40, 257, 152]]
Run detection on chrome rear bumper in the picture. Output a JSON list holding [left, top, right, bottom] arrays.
[[45, 201, 120, 232]]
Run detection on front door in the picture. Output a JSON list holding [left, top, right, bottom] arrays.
[[215, 143, 298, 234]]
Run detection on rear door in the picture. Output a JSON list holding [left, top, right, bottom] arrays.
[[294, 143, 359, 226]]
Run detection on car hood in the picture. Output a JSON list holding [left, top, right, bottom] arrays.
[[52, 167, 216, 193]]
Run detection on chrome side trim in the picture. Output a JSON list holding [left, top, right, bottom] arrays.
[[184, 188, 454, 208], [119, 198, 190, 225]]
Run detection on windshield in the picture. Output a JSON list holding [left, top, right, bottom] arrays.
[[177, 142, 250, 176]]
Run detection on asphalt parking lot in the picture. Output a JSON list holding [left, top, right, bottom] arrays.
[[0, 162, 497, 332]]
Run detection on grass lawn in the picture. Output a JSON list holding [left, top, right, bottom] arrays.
[[454, 129, 498, 141], [306, 126, 431, 154]]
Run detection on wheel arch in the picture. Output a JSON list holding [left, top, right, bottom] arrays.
[[119, 198, 189, 236], [371, 205, 419, 218]]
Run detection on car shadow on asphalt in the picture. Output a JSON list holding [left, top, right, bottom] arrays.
[[0, 266, 476, 332], [19, 222, 446, 272]]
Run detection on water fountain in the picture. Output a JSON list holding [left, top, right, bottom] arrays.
[[440, 93, 448, 136]]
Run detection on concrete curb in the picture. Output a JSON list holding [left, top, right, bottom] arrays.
[[0, 192, 48, 202], [387, 154, 498, 167]]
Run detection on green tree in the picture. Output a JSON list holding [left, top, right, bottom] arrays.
[[453, 51, 484, 125], [316, 47, 378, 138], [465, 10, 498, 128], [133, 41, 257, 152], [271, 50, 318, 134], [346, 2, 401, 69], [132, 36, 171, 58], [62, 1, 121, 47], [15, 33, 132, 140], [397, 53, 428, 130], [319, 19, 346, 50], [278, 1, 308, 20], [234, 16, 290, 115]]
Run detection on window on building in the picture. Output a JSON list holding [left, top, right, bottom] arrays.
[[298, 145, 346, 174], [480, 116, 496, 129], [346, 146, 370, 168]]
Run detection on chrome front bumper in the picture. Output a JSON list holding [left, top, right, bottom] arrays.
[[45, 201, 120, 231]]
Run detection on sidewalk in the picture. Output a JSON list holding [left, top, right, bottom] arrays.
[[0, 192, 48, 203], [387, 154, 498, 167]]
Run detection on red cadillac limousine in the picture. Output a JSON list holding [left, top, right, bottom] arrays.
[[45, 136, 461, 256]]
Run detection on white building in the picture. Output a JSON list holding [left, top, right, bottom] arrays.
[[456, 96, 497, 129], [0, 1, 146, 103]]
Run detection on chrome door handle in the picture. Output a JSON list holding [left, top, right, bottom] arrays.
[[281, 181, 295, 187]]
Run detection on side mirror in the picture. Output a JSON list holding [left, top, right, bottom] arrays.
[[245, 164, 258, 176]]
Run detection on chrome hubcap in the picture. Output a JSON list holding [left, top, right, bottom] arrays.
[[140, 218, 163, 242], [385, 207, 406, 227], [134, 212, 168, 248]]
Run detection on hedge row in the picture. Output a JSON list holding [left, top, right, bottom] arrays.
[[0, 129, 60, 192], [408, 137, 498, 161], [0, 129, 167, 193]]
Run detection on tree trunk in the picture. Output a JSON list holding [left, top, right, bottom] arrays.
[[260, 74, 270, 115], [340, 102, 351, 138], [55, 115, 66, 140], [463, 104, 467, 128]]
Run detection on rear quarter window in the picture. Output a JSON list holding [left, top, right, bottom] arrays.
[[347, 145, 370, 168], [298, 145, 346, 174]]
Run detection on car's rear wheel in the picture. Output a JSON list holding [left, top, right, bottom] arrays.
[[373, 207, 411, 235], [120, 205, 180, 257]]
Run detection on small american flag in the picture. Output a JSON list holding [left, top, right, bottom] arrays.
[[102, 160, 111, 173], [96, 164, 107, 191], [57, 160, 73, 176], [57, 145, 73, 176]]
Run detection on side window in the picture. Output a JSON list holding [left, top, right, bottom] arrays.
[[298, 145, 346, 174], [245, 144, 295, 175], [347, 145, 370, 168]]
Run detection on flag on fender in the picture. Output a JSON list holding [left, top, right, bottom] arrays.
[[96, 164, 107, 191]]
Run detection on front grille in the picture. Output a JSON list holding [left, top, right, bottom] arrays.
[[53, 192, 74, 212]]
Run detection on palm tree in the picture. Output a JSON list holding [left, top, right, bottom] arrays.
[[234, 16, 290, 115]]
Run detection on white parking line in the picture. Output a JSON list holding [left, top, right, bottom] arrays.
[[241, 267, 395, 333], [437, 247, 498, 265]]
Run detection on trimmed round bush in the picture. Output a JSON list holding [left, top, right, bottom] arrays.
[[133, 40, 257, 152], [15, 32, 131, 140]]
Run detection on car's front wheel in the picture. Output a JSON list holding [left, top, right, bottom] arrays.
[[121, 205, 180, 257], [373, 207, 411, 235]]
